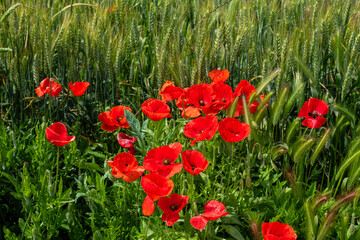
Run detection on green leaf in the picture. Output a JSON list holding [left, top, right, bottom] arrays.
[[124, 109, 142, 137], [309, 128, 332, 165], [224, 225, 245, 240]]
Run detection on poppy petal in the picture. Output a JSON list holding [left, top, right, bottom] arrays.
[[142, 195, 155, 216], [190, 216, 208, 230]]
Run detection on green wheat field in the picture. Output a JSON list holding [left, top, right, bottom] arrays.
[[1, 0, 360, 239]]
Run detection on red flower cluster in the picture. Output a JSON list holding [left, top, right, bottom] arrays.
[[190, 200, 229, 230], [35, 78, 62, 97], [98, 106, 132, 131], [262, 221, 297, 240], [298, 98, 328, 129]]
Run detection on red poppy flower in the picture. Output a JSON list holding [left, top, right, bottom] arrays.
[[262, 221, 297, 240], [107, 152, 144, 182], [201, 200, 229, 220], [109, 6, 115, 12], [184, 115, 219, 146], [45, 122, 75, 147], [209, 69, 230, 83], [69, 82, 90, 96], [143, 143, 183, 178], [35, 78, 62, 97], [190, 200, 229, 230], [218, 117, 251, 142], [157, 193, 189, 226], [203, 83, 234, 115], [186, 83, 215, 110], [117, 133, 137, 155], [159, 80, 184, 103], [181, 150, 209, 175], [176, 94, 201, 118], [141, 99, 172, 121], [233, 80, 258, 116], [98, 105, 132, 131], [141, 173, 174, 201], [298, 98, 328, 129]]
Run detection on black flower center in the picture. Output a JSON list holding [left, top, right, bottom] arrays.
[[170, 204, 178, 211], [199, 100, 205, 106], [163, 159, 171, 165], [308, 111, 320, 118], [124, 164, 128, 167], [191, 165, 196, 171], [222, 98, 227, 103]]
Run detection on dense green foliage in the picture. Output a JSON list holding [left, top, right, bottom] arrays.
[[1, 0, 360, 239]]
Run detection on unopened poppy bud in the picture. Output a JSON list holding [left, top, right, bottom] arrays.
[[250, 221, 260, 240], [246, 176, 252, 188]]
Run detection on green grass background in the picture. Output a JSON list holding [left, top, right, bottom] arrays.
[[1, 0, 360, 239]]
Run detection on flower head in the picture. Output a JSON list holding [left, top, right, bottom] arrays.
[[69, 81, 90, 96], [159, 80, 184, 103], [262, 221, 297, 240], [45, 122, 75, 147], [190, 200, 229, 230], [157, 193, 189, 226], [218, 117, 251, 142], [233, 80, 258, 116], [181, 150, 209, 175], [209, 69, 230, 83], [117, 133, 137, 155], [107, 152, 144, 182], [143, 143, 183, 178], [141, 99, 172, 121], [141, 173, 174, 201], [98, 106, 132, 131], [184, 115, 219, 146], [35, 78, 62, 97], [298, 98, 328, 128]]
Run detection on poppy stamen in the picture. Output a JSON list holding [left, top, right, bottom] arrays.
[[163, 159, 171, 165], [308, 111, 320, 118], [222, 98, 226, 103], [170, 204, 178, 211], [117, 116, 124, 122], [191, 165, 196, 171], [199, 100, 205, 106]]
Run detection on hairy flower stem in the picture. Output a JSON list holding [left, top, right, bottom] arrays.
[[190, 174, 198, 215], [226, 143, 234, 188], [54, 147, 60, 195]]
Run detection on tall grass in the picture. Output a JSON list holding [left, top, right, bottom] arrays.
[[1, 0, 360, 239]]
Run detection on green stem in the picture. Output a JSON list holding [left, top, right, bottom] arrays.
[[226, 143, 234, 188], [54, 147, 60, 195], [189, 174, 198, 215], [144, 215, 151, 238]]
